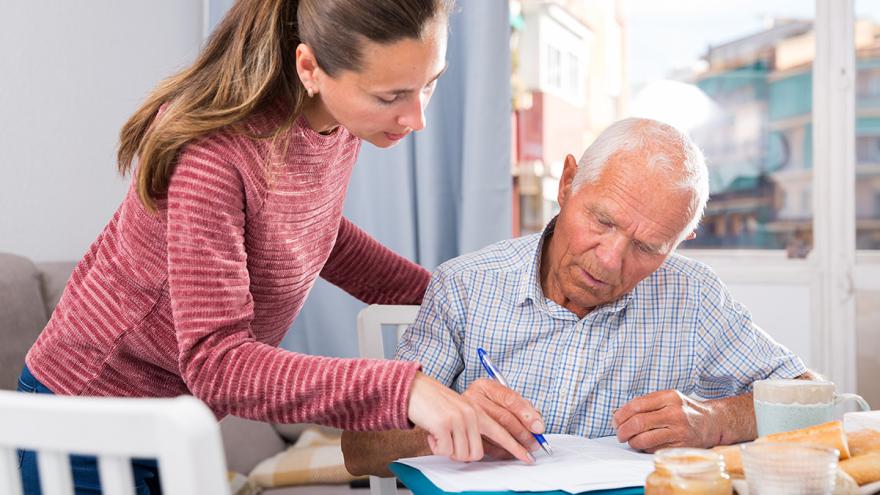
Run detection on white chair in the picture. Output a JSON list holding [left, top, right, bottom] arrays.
[[0, 391, 230, 495], [356, 304, 419, 495]]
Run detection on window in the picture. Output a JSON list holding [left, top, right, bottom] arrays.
[[546, 44, 562, 90], [854, 2, 880, 251], [856, 135, 880, 164], [543, 43, 585, 102], [511, 0, 871, 400]]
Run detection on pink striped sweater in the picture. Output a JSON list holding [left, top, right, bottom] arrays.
[[26, 109, 429, 431]]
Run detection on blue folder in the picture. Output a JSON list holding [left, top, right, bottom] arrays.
[[389, 462, 645, 495]]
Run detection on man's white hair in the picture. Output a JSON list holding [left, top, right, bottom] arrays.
[[570, 117, 709, 247]]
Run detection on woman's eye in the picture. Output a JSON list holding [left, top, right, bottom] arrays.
[[377, 95, 399, 105]]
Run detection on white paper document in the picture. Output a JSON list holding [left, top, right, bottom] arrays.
[[395, 435, 653, 493]]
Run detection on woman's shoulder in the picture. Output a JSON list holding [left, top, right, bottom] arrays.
[[200, 106, 359, 168], [171, 106, 360, 209]]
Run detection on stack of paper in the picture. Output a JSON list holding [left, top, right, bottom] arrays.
[[395, 435, 653, 493]]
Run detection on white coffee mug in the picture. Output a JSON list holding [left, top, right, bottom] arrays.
[[753, 379, 870, 437]]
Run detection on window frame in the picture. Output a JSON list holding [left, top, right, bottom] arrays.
[[680, 0, 858, 392]]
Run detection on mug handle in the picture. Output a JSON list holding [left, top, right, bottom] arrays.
[[834, 393, 871, 411]]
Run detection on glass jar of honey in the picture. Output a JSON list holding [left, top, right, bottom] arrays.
[[645, 448, 732, 495]]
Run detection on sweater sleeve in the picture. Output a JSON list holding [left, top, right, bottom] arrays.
[[320, 217, 430, 305], [165, 139, 420, 429]]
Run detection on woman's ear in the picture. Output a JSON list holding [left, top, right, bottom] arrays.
[[295, 43, 321, 94]]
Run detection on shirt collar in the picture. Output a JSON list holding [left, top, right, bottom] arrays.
[[514, 216, 633, 316], [512, 218, 556, 306]]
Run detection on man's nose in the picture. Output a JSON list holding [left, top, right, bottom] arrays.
[[595, 234, 627, 275], [398, 93, 427, 131]]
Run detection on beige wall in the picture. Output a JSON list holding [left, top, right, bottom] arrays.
[[542, 92, 592, 166], [856, 291, 880, 408]]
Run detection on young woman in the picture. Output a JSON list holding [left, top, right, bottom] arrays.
[[18, 0, 539, 492]]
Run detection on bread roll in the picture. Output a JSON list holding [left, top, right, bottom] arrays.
[[838, 452, 880, 485], [756, 420, 851, 460], [711, 444, 744, 478], [846, 428, 880, 457]]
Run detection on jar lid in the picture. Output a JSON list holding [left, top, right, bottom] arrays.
[[653, 448, 725, 475]]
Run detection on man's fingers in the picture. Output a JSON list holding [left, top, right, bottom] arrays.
[[475, 398, 539, 450], [627, 427, 676, 453], [491, 387, 544, 433], [478, 414, 535, 464], [473, 378, 546, 434], [616, 408, 670, 443], [613, 390, 676, 429], [483, 438, 515, 460]]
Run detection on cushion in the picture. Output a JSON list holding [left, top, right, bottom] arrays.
[[262, 486, 362, 494], [0, 253, 51, 390], [229, 471, 259, 495], [273, 423, 342, 444], [220, 415, 287, 475], [249, 427, 364, 489]]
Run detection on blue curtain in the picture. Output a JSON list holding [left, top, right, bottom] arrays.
[[207, 0, 511, 357]]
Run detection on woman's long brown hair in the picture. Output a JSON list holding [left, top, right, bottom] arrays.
[[117, 0, 450, 212]]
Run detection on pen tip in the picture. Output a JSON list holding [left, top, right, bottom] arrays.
[[542, 443, 554, 456]]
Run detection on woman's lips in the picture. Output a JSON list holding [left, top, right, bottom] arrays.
[[384, 131, 409, 141]]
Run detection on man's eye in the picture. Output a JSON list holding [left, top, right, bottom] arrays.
[[377, 95, 399, 105], [636, 243, 659, 255]]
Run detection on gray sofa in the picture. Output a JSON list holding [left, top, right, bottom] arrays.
[[0, 252, 75, 391], [0, 252, 367, 495]]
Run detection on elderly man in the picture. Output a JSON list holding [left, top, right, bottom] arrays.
[[342, 118, 812, 476]]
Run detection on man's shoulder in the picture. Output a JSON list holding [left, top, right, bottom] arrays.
[[643, 253, 723, 291], [434, 233, 540, 279]]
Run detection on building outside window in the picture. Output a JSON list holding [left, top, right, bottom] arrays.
[[510, 0, 880, 415]]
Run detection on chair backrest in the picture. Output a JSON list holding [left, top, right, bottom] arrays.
[[356, 304, 420, 360], [355, 304, 419, 495], [0, 391, 230, 495]]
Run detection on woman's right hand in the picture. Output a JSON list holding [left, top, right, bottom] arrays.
[[406, 372, 535, 464]]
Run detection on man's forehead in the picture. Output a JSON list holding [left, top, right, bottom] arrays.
[[575, 182, 691, 249]]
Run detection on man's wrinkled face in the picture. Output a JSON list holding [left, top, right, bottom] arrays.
[[542, 153, 695, 317]]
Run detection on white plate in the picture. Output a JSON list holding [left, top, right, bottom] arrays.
[[861, 480, 880, 495], [732, 479, 880, 494]]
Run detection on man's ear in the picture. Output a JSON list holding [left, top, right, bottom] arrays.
[[558, 154, 579, 208], [686, 231, 697, 241]]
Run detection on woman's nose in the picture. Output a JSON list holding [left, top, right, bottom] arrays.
[[398, 94, 427, 131]]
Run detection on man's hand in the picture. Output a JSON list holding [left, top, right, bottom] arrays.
[[612, 389, 721, 453], [462, 378, 544, 459]]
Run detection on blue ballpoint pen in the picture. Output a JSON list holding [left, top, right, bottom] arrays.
[[476, 347, 554, 456]]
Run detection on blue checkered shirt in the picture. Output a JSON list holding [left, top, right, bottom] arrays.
[[395, 225, 806, 438]]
